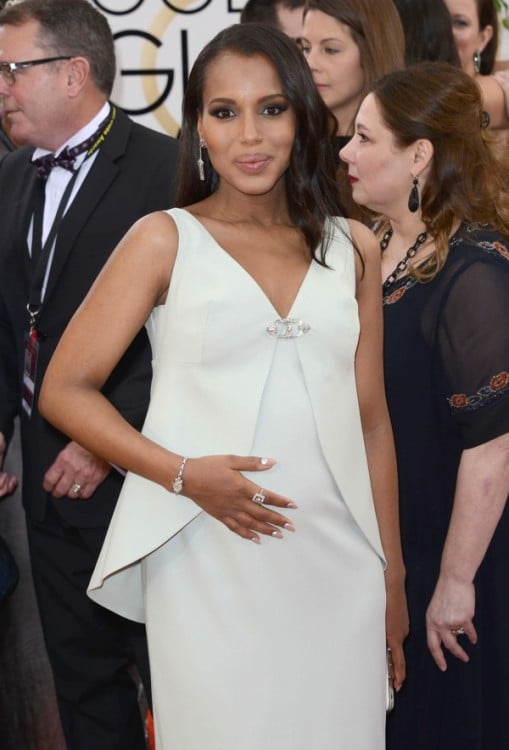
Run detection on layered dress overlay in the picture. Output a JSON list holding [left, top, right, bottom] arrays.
[[89, 208, 387, 749], [384, 224, 509, 750]]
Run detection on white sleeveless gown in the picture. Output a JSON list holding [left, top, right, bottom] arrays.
[[88, 208, 387, 749]]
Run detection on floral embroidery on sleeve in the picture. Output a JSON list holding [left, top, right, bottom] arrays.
[[491, 241, 509, 261], [447, 371, 509, 413], [477, 238, 509, 262]]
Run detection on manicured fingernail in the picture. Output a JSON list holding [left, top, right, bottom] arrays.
[[251, 536, 260, 544], [260, 457, 269, 465], [284, 522, 295, 532], [271, 530, 283, 538], [287, 502, 297, 509]]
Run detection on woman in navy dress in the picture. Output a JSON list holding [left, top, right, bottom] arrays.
[[341, 61, 509, 749]]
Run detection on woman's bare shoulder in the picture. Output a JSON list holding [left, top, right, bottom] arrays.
[[105, 210, 181, 305], [345, 218, 379, 259], [127, 209, 180, 243]]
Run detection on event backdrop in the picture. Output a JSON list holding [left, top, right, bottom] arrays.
[[103, 0, 242, 136], [100, 0, 509, 138]]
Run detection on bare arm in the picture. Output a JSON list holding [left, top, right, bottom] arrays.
[[350, 220, 409, 690], [40, 211, 175, 478], [492, 70, 509, 121], [426, 433, 509, 670], [39, 211, 296, 542], [476, 74, 509, 129]]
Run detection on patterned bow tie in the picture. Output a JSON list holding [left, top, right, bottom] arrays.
[[32, 108, 114, 181], [33, 147, 78, 181]]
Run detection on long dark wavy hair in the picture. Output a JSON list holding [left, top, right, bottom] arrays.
[[176, 23, 343, 264]]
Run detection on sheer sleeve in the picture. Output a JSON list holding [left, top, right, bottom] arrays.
[[436, 252, 509, 448]]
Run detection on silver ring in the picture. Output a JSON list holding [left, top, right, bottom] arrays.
[[70, 482, 83, 496], [450, 626, 465, 636], [252, 489, 266, 505]]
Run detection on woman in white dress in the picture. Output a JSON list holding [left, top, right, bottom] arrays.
[[40, 23, 407, 749]]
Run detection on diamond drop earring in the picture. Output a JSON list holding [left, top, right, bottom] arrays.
[[197, 139, 206, 182], [473, 50, 481, 74]]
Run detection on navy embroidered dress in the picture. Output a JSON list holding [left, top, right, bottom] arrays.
[[384, 224, 509, 750]]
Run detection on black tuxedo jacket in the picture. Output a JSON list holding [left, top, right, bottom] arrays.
[[0, 107, 179, 527]]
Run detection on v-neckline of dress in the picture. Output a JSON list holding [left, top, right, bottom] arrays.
[[178, 208, 314, 320]]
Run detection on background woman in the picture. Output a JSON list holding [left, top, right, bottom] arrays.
[[394, 0, 460, 65], [40, 23, 407, 749], [341, 61, 509, 750], [444, 0, 509, 128], [298, 0, 404, 220], [299, 0, 404, 146]]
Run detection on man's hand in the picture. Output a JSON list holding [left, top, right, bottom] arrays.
[[0, 432, 18, 497], [43, 441, 111, 499]]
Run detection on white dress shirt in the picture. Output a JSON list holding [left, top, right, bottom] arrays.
[[29, 101, 110, 299]]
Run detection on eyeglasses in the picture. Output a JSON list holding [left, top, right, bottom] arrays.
[[0, 56, 72, 86]]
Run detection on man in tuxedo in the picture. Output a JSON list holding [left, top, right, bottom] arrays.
[[0, 1, 178, 747]]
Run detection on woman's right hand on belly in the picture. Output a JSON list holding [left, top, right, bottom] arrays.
[[182, 455, 297, 543]]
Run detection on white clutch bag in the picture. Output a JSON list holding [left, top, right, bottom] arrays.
[[386, 648, 395, 712]]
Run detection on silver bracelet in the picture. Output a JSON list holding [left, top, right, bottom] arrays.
[[172, 457, 187, 494]]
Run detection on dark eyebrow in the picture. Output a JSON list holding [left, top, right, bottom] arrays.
[[355, 122, 372, 134], [300, 36, 344, 44], [207, 93, 288, 106]]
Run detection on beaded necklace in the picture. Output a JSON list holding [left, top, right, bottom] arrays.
[[380, 227, 428, 289]]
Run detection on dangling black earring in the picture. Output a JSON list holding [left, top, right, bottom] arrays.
[[473, 50, 481, 74], [408, 176, 420, 213]]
